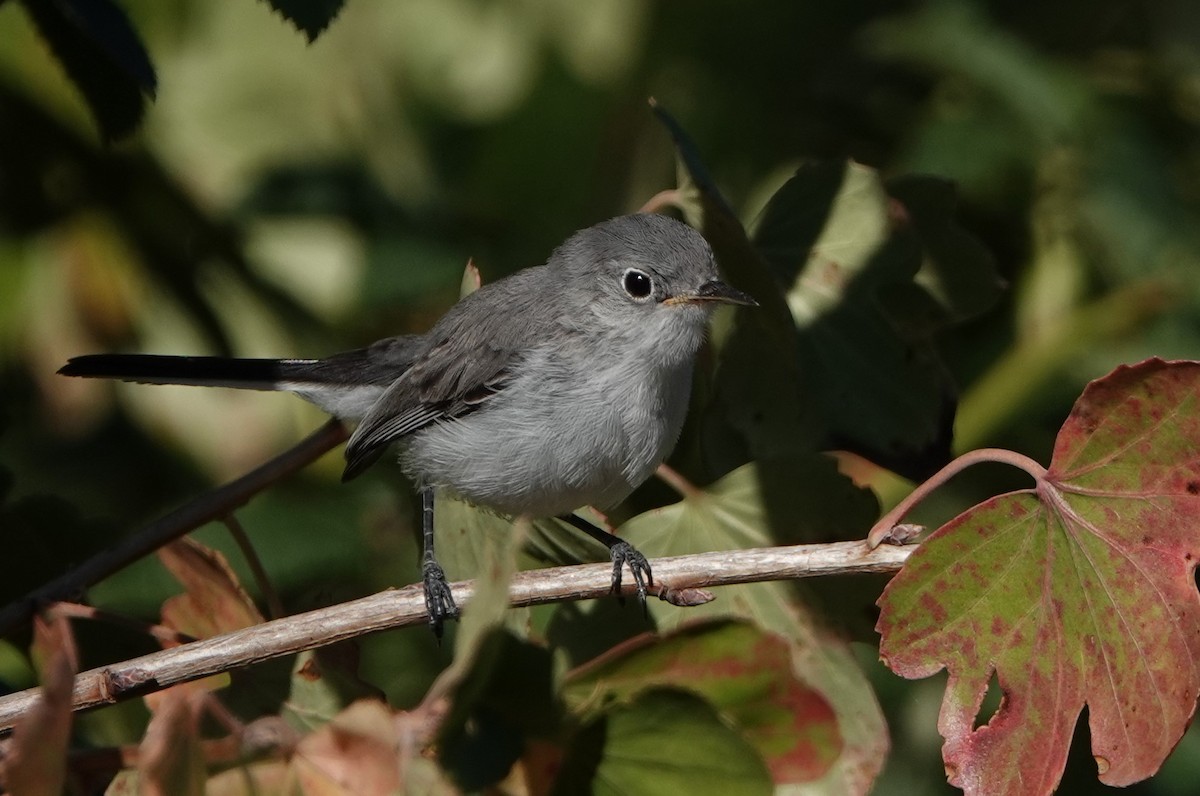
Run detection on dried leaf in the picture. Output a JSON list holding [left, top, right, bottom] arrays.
[[138, 689, 206, 796], [158, 538, 264, 640], [291, 700, 400, 795], [2, 615, 76, 796]]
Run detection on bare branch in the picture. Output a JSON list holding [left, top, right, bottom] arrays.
[[0, 540, 911, 733], [0, 420, 348, 637]]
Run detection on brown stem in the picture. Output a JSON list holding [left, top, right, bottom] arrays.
[[866, 447, 1047, 549], [45, 603, 196, 646], [0, 419, 348, 637], [222, 515, 285, 620], [0, 539, 911, 733], [639, 189, 684, 215], [655, 463, 702, 499]]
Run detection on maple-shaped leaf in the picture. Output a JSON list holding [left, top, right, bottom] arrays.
[[877, 358, 1200, 794]]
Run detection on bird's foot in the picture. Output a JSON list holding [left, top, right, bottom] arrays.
[[423, 560, 459, 639], [609, 541, 653, 611]]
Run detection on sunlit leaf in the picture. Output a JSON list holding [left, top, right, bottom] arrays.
[[878, 358, 1200, 793], [281, 648, 383, 733], [158, 538, 265, 640]]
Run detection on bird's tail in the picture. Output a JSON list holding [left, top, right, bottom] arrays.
[[58, 353, 389, 419], [59, 354, 302, 390]]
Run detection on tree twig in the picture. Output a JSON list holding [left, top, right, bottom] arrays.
[[0, 539, 912, 733], [0, 420, 349, 638], [222, 515, 285, 620]]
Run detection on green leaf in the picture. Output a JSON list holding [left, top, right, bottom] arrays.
[[652, 102, 815, 475], [616, 463, 887, 793], [556, 688, 772, 796], [262, 0, 346, 43], [437, 630, 562, 791], [878, 358, 1200, 793], [17, 0, 156, 140], [563, 619, 841, 785], [281, 648, 383, 733], [755, 161, 999, 478]]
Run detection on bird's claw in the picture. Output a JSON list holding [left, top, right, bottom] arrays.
[[422, 560, 458, 639], [609, 541, 653, 612]]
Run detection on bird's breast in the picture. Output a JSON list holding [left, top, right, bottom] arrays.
[[399, 343, 695, 517]]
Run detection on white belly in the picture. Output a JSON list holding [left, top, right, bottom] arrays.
[[400, 347, 694, 517]]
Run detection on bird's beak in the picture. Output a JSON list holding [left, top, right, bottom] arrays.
[[665, 279, 758, 307]]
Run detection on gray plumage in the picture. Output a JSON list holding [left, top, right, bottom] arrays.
[[59, 213, 755, 632]]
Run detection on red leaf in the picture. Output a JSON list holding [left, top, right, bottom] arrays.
[[877, 359, 1200, 794]]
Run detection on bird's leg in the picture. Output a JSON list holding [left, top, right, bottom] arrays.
[[420, 486, 458, 637], [559, 513, 652, 609]]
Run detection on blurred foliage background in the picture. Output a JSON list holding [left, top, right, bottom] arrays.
[[1, 0, 1200, 792]]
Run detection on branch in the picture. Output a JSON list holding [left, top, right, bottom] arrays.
[[0, 540, 912, 733], [0, 420, 348, 637]]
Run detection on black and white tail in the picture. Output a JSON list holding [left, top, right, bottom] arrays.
[[59, 350, 404, 420]]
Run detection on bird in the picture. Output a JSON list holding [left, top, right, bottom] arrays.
[[60, 213, 757, 634]]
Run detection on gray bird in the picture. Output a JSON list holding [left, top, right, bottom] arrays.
[[60, 213, 756, 634]]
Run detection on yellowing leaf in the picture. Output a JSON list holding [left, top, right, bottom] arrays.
[[619, 463, 887, 793], [878, 358, 1200, 793]]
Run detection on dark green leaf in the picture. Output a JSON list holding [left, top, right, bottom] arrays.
[[556, 688, 772, 796], [652, 102, 816, 476], [18, 0, 156, 140], [754, 161, 999, 478], [262, 0, 346, 43]]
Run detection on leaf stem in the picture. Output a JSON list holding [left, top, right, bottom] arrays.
[[866, 448, 1047, 548], [655, 463, 702, 499]]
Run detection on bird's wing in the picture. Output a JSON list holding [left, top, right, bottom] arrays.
[[341, 269, 546, 480]]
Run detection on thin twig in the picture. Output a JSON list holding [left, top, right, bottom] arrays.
[[0, 539, 912, 733], [45, 603, 196, 647], [222, 515, 285, 620], [0, 420, 348, 638]]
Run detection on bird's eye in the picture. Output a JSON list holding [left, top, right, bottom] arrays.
[[622, 269, 653, 299]]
